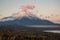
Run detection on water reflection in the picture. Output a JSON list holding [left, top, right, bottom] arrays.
[[44, 30, 60, 33]]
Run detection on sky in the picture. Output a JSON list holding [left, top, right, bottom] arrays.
[[0, 0, 60, 23]]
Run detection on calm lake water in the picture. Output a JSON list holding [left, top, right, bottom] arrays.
[[44, 30, 60, 33]]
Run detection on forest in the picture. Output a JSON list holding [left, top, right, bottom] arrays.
[[0, 26, 60, 40]]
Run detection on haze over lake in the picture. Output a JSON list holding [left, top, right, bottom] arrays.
[[26, 25, 60, 27], [44, 30, 60, 33]]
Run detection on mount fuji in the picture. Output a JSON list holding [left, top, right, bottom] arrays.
[[0, 12, 57, 27]]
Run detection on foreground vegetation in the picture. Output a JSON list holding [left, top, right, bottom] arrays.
[[0, 26, 60, 40]]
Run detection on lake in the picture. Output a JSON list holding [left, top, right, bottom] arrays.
[[44, 30, 60, 33]]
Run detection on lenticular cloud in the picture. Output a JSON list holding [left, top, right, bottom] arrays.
[[21, 4, 35, 9]]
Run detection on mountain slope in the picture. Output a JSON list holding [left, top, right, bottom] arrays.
[[0, 15, 56, 26]]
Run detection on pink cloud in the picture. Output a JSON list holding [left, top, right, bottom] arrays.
[[21, 4, 35, 9]]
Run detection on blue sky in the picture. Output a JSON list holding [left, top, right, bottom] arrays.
[[0, 0, 60, 23]]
